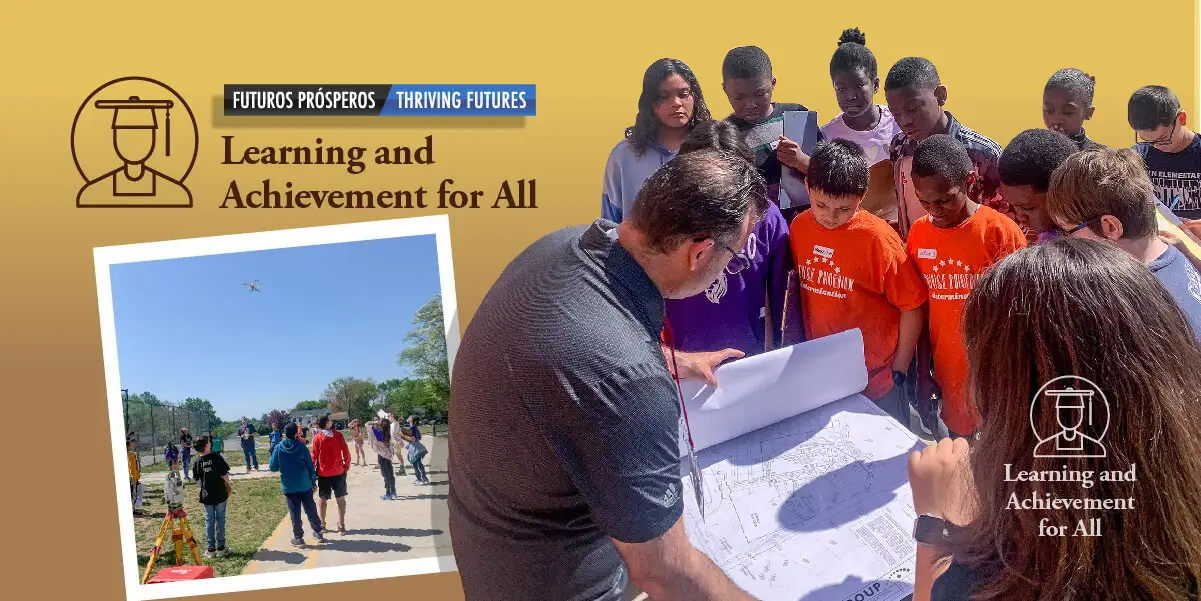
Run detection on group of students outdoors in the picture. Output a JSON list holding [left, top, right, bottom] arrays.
[[354, 412, 431, 499], [124, 410, 432, 555], [127, 431, 235, 558], [602, 29, 1201, 443], [574, 29, 1201, 600]]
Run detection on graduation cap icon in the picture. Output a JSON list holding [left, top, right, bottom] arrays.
[[72, 76, 197, 208], [94, 96, 175, 157]]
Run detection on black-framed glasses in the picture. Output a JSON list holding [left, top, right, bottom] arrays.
[[1136, 118, 1177, 147], [723, 244, 752, 275], [1058, 215, 1100, 236]]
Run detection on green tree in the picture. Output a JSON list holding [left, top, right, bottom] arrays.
[[181, 397, 219, 428], [321, 377, 378, 423], [293, 400, 326, 412], [397, 295, 450, 416], [213, 421, 237, 439], [133, 391, 164, 406], [380, 377, 433, 418]]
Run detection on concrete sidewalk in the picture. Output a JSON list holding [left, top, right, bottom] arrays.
[[242, 435, 451, 574]]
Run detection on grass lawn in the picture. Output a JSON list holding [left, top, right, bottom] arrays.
[[142, 446, 274, 474], [134, 476, 287, 578]]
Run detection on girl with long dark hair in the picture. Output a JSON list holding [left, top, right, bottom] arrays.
[[600, 58, 711, 223], [908, 238, 1201, 600]]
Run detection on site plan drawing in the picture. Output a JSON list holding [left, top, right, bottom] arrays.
[[678, 331, 923, 601]]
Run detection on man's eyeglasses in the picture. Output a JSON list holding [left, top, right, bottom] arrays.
[[723, 244, 752, 275], [1136, 117, 1177, 147]]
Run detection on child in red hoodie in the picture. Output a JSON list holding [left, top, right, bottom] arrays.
[[311, 414, 351, 533]]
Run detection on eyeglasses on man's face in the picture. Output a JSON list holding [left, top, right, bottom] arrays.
[[722, 244, 752, 275]]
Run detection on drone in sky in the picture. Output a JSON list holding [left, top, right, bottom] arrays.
[[241, 280, 262, 292]]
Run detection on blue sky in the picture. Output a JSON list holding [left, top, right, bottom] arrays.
[[109, 234, 442, 421]]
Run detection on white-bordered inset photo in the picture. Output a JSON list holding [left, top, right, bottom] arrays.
[[94, 215, 460, 600]]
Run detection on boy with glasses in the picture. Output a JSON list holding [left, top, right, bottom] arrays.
[[1047, 146, 1201, 342], [1129, 86, 1201, 220], [662, 120, 799, 385]]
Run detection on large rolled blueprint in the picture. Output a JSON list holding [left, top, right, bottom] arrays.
[[677, 329, 924, 601], [678, 328, 870, 455]]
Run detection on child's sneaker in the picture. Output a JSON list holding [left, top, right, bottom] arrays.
[[290, 538, 304, 547], [314, 532, 325, 543], [216, 547, 232, 558], [204, 549, 216, 559]]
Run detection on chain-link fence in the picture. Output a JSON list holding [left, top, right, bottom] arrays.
[[123, 392, 216, 469]]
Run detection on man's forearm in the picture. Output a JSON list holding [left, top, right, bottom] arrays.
[[639, 546, 756, 601], [892, 307, 923, 372]]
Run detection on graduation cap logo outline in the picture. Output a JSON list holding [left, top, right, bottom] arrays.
[[71, 77, 197, 208]]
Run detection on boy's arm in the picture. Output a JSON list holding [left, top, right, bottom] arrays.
[[1161, 228, 1201, 272], [765, 217, 793, 350], [884, 246, 929, 374], [305, 450, 317, 485], [268, 445, 279, 472], [894, 308, 923, 373], [340, 434, 351, 472], [915, 305, 941, 413]]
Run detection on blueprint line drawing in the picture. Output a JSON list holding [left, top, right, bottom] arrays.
[[682, 393, 923, 601]]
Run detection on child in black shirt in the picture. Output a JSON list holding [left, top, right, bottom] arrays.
[[191, 436, 232, 558], [721, 45, 823, 222], [1130, 85, 1201, 220]]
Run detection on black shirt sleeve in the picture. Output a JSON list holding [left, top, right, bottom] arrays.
[[215, 455, 230, 477], [534, 361, 684, 544], [931, 559, 983, 601]]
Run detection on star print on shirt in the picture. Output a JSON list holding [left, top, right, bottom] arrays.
[[801, 256, 855, 299], [932, 258, 971, 273], [919, 255, 982, 300]]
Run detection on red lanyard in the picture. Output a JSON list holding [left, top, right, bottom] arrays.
[[662, 315, 695, 451]]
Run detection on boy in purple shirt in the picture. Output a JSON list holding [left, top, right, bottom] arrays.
[[664, 120, 799, 381]]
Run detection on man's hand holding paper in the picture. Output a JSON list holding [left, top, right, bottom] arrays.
[[668, 347, 744, 387]]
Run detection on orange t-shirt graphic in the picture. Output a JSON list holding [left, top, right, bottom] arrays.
[[906, 206, 1027, 435], [791, 210, 928, 400]]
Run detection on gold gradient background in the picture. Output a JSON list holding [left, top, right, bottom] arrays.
[[1, 2, 1196, 599]]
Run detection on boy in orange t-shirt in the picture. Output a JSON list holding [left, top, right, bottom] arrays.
[[791, 139, 928, 426], [906, 135, 1027, 439]]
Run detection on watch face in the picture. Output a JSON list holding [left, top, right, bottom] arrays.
[[914, 515, 950, 545]]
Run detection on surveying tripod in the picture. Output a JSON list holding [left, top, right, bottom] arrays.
[[141, 505, 204, 584]]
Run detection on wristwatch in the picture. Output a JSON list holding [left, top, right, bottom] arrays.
[[892, 370, 907, 387], [913, 513, 953, 546]]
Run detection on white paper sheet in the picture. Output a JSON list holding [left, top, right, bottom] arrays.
[[676, 329, 922, 601], [679, 328, 869, 454], [682, 394, 922, 601]]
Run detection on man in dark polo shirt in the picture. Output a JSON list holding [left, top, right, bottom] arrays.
[[448, 150, 763, 601]]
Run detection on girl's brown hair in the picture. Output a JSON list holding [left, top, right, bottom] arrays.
[[951, 238, 1201, 599]]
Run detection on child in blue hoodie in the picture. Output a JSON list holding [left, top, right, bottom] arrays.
[[269, 423, 282, 455], [269, 423, 325, 547]]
